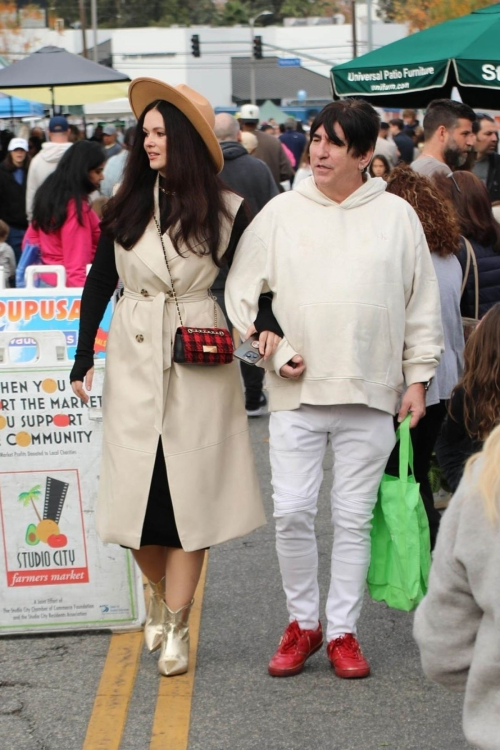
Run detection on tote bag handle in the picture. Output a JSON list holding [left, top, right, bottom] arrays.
[[397, 415, 413, 483]]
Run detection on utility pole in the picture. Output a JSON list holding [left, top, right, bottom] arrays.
[[351, 0, 358, 59], [366, 0, 373, 52], [91, 0, 98, 63], [78, 0, 88, 58], [249, 10, 272, 106]]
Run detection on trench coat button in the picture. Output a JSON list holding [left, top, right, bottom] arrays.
[[135, 334, 144, 343], [140, 288, 149, 297]]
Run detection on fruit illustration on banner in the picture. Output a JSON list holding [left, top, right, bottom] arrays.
[[18, 477, 69, 548], [25, 523, 39, 545]]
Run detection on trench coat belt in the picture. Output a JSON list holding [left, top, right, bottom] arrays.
[[122, 288, 211, 433]]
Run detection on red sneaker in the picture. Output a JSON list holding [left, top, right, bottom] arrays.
[[327, 634, 370, 679], [268, 620, 323, 677]]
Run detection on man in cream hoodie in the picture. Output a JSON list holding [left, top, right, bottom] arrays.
[[226, 99, 443, 680]]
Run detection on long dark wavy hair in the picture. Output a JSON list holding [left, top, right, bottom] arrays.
[[452, 302, 500, 440], [101, 100, 231, 266], [434, 170, 500, 252], [32, 140, 105, 232]]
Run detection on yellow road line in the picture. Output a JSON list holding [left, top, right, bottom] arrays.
[[83, 630, 144, 750], [149, 556, 208, 750]]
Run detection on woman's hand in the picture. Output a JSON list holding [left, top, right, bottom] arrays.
[[71, 367, 94, 405], [244, 324, 282, 360]]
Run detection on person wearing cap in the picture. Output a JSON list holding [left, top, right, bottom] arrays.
[[101, 126, 136, 198], [239, 104, 294, 189], [102, 124, 122, 160], [0, 137, 30, 263], [26, 115, 72, 221], [70, 78, 273, 678]]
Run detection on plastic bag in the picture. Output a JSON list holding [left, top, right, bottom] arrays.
[[367, 415, 432, 611]]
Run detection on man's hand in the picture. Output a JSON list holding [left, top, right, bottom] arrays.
[[279, 355, 306, 380], [398, 383, 426, 428], [244, 324, 282, 360]]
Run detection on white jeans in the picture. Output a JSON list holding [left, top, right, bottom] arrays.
[[269, 404, 396, 641]]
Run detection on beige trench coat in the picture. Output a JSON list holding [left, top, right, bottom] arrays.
[[96, 186, 266, 551]]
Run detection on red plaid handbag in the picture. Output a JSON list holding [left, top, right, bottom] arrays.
[[155, 218, 234, 365]]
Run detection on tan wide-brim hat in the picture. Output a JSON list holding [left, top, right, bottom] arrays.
[[128, 77, 223, 174]]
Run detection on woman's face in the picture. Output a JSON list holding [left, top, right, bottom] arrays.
[[88, 163, 105, 190], [371, 158, 387, 178], [143, 108, 167, 176], [11, 148, 27, 168]]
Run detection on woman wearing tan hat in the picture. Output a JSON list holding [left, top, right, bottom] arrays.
[[70, 78, 279, 676]]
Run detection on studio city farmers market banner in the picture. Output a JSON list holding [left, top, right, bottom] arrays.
[[332, 60, 449, 97], [0, 363, 144, 633]]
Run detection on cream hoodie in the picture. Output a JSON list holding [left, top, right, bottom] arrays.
[[26, 142, 73, 221], [226, 175, 443, 415]]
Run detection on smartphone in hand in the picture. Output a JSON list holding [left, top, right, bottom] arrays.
[[234, 334, 263, 365]]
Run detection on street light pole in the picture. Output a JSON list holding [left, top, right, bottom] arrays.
[[366, 0, 373, 52], [249, 10, 272, 105], [91, 0, 98, 63]]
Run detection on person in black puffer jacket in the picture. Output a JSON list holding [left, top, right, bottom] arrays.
[[0, 137, 30, 263], [434, 170, 500, 319]]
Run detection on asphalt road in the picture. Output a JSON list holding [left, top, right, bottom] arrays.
[[0, 413, 468, 750]]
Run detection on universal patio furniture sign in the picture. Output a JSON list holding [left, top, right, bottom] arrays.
[[332, 61, 450, 97]]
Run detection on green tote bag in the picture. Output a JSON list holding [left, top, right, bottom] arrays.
[[367, 415, 432, 612]]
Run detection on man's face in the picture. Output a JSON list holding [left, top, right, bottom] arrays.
[[103, 133, 116, 146], [389, 124, 399, 137], [475, 118, 498, 158], [310, 123, 369, 192], [443, 118, 475, 168]]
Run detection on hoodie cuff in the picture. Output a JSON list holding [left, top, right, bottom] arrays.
[[259, 338, 298, 378], [404, 364, 438, 387]]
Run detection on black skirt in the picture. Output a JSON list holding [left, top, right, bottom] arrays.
[[129, 438, 183, 549]]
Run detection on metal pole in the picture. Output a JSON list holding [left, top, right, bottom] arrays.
[[351, 0, 358, 59], [78, 0, 88, 58], [366, 0, 373, 52], [249, 18, 256, 105], [91, 0, 98, 63]]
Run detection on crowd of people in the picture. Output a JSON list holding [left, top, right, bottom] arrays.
[[1, 86, 500, 749]]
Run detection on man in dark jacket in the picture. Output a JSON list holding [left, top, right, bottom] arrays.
[[472, 113, 500, 203], [279, 118, 307, 171], [239, 104, 294, 189], [389, 118, 415, 164], [213, 112, 279, 416]]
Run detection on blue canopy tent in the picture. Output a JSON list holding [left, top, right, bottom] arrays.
[[0, 93, 44, 118]]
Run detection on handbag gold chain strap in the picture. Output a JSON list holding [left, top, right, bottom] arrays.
[[153, 216, 218, 327]]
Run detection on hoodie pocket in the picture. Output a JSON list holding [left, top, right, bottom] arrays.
[[299, 302, 391, 384]]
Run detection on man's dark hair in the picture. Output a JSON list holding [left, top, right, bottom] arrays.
[[423, 99, 476, 140], [310, 99, 380, 157], [472, 112, 495, 135], [380, 122, 390, 132], [260, 124, 273, 132], [389, 118, 404, 132]]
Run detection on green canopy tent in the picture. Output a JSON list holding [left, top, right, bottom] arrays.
[[331, 3, 500, 109]]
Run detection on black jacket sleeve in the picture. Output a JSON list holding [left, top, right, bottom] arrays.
[[69, 231, 118, 383], [435, 388, 482, 492]]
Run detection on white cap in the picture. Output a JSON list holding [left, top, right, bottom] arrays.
[[239, 104, 260, 122], [8, 137, 29, 152]]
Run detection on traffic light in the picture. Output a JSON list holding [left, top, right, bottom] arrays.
[[191, 34, 200, 58], [253, 35, 263, 60]]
